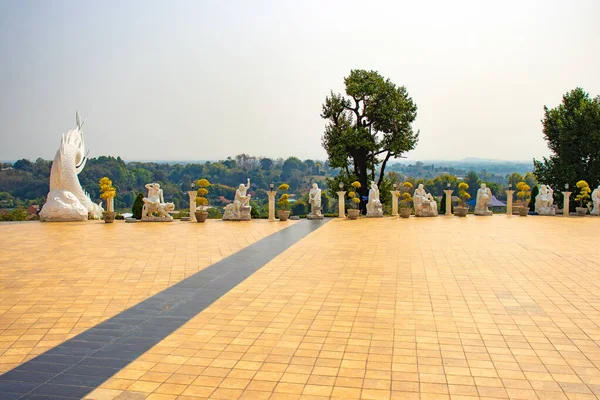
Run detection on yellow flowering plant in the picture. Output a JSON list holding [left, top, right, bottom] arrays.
[[277, 183, 290, 211], [457, 182, 471, 206], [575, 180, 591, 208], [347, 190, 360, 209], [195, 178, 210, 210], [396, 181, 413, 209], [516, 181, 531, 206], [99, 177, 116, 212]]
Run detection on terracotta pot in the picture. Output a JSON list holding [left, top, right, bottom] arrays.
[[576, 207, 588, 216], [400, 208, 411, 218], [347, 209, 360, 220], [454, 206, 468, 217], [277, 210, 290, 221], [517, 206, 529, 217], [103, 211, 115, 223], [195, 211, 208, 222]]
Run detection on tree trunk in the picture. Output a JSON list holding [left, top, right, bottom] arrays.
[[377, 152, 393, 188]]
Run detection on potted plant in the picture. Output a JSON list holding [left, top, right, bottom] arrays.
[[99, 177, 116, 223], [398, 181, 413, 218], [195, 179, 210, 222], [516, 181, 531, 216], [277, 183, 291, 221], [575, 180, 591, 216], [347, 181, 361, 220], [455, 182, 470, 217]]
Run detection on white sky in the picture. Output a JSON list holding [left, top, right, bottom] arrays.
[[1, 0, 599, 162]]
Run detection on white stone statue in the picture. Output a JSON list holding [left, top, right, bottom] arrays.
[[40, 112, 104, 221], [223, 178, 252, 221], [535, 184, 555, 215], [142, 183, 174, 221], [474, 183, 493, 216], [414, 184, 438, 217], [366, 181, 383, 218], [591, 185, 600, 216], [307, 183, 324, 219]]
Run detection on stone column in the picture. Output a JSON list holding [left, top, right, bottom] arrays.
[[390, 191, 399, 216], [337, 191, 346, 218], [562, 192, 571, 217], [187, 191, 197, 222], [444, 190, 454, 215], [506, 190, 514, 215], [267, 191, 277, 221]]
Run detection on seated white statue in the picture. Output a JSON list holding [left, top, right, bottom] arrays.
[[142, 183, 174, 221], [223, 179, 252, 221], [307, 183, 323, 219], [366, 181, 383, 217], [474, 183, 493, 215], [414, 184, 438, 217], [535, 184, 555, 215], [592, 185, 600, 216]]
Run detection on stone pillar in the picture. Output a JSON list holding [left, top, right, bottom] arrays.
[[267, 191, 277, 221], [562, 192, 571, 217], [337, 191, 346, 218], [390, 191, 399, 216], [187, 191, 197, 222], [444, 190, 454, 215], [506, 190, 514, 215]]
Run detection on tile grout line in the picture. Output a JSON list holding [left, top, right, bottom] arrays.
[[0, 219, 330, 400]]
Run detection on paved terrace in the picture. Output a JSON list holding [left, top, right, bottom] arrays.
[[1, 216, 600, 400]]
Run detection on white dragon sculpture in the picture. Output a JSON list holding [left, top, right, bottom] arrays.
[[39, 112, 104, 221]]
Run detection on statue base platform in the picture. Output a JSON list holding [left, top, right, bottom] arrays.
[[141, 216, 173, 222], [415, 210, 438, 217], [40, 190, 89, 222], [591, 211, 599, 216], [474, 210, 493, 216], [307, 214, 324, 220], [537, 206, 556, 216], [223, 205, 251, 221], [366, 213, 383, 218]]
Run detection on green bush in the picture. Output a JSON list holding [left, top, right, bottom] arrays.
[[132, 192, 144, 219], [207, 207, 222, 219], [0, 208, 29, 221], [115, 214, 124, 220], [528, 185, 539, 210]]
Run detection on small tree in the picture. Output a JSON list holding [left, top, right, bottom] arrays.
[[277, 183, 290, 212], [516, 181, 531, 207], [132, 193, 144, 219], [458, 182, 471, 206], [99, 177, 116, 212], [347, 181, 362, 209], [575, 180, 591, 208], [528, 185, 539, 210], [397, 181, 413, 209], [195, 179, 210, 211]]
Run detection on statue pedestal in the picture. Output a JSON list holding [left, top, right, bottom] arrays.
[[267, 191, 277, 221], [337, 191, 346, 218], [562, 192, 571, 216], [307, 206, 324, 220], [187, 191, 197, 222], [366, 208, 383, 218], [390, 191, 399, 216], [537, 206, 556, 216], [474, 210, 493, 216], [506, 190, 514, 215], [444, 190, 453, 215]]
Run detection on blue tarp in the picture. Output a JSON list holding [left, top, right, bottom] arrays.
[[466, 195, 506, 207]]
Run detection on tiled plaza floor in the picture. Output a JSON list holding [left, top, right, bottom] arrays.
[[0, 219, 296, 374], [78, 215, 600, 400]]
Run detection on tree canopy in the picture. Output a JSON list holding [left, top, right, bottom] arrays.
[[533, 88, 600, 208], [321, 70, 419, 196]]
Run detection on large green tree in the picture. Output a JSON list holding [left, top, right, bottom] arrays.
[[321, 70, 419, 198], [533, 88, 600, 209]]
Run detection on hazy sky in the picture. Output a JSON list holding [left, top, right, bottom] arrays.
[[1, 0, 599, 162]]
